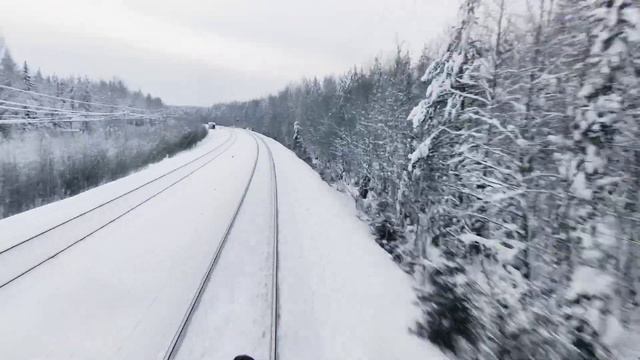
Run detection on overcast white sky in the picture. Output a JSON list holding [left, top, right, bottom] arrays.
[[0, 0, 460, 106]]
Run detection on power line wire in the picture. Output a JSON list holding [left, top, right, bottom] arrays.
[[0, 84, 150, 113]]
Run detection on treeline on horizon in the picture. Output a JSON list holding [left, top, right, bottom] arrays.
[[0, 38, 164, 118], [0, 41, 207, 219], [207, 0, 640, 359]]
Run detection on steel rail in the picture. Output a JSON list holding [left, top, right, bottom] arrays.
[[257, 134, 281, 360]]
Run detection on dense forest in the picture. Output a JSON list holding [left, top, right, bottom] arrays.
[[0, 39, 207, 219], [208, 0, 640, 358]]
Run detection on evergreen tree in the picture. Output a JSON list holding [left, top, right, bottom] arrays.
[[292, 121, 312, 164], [0, 49, 17, 84], [22, 61, 33, 91]]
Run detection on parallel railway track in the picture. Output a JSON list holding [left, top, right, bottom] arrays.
[[0, 130, 237, 289]]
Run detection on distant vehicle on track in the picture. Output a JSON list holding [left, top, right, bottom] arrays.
[[207, 122, 216, 129]]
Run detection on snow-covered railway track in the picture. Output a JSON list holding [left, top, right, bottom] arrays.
[[163, 131, 262, 360], [164, 131, 281, 360], [0, 130, 237, 290]]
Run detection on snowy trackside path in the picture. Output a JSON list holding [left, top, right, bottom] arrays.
[[0, 128, 445, 360], [265, 136, 446, 360]]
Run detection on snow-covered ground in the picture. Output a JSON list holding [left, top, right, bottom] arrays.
[[0, 128, 445, 360], [265, 135, 446, 360]]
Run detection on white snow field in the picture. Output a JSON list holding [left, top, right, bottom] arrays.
[[0, 127, 446, 360]]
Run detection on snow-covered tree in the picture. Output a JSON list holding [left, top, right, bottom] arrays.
[[0, 49, 17, 84], [22, 61, 33, 91], [292, 120, 312, 164], [561, 1, 640, 357]]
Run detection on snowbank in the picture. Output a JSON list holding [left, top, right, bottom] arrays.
[[265, 135, 447, 360]]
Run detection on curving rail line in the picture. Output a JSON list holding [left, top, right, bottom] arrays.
[[162, 131, 261, 360]]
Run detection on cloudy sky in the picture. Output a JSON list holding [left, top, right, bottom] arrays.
[[0, 0, 460, 106]]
